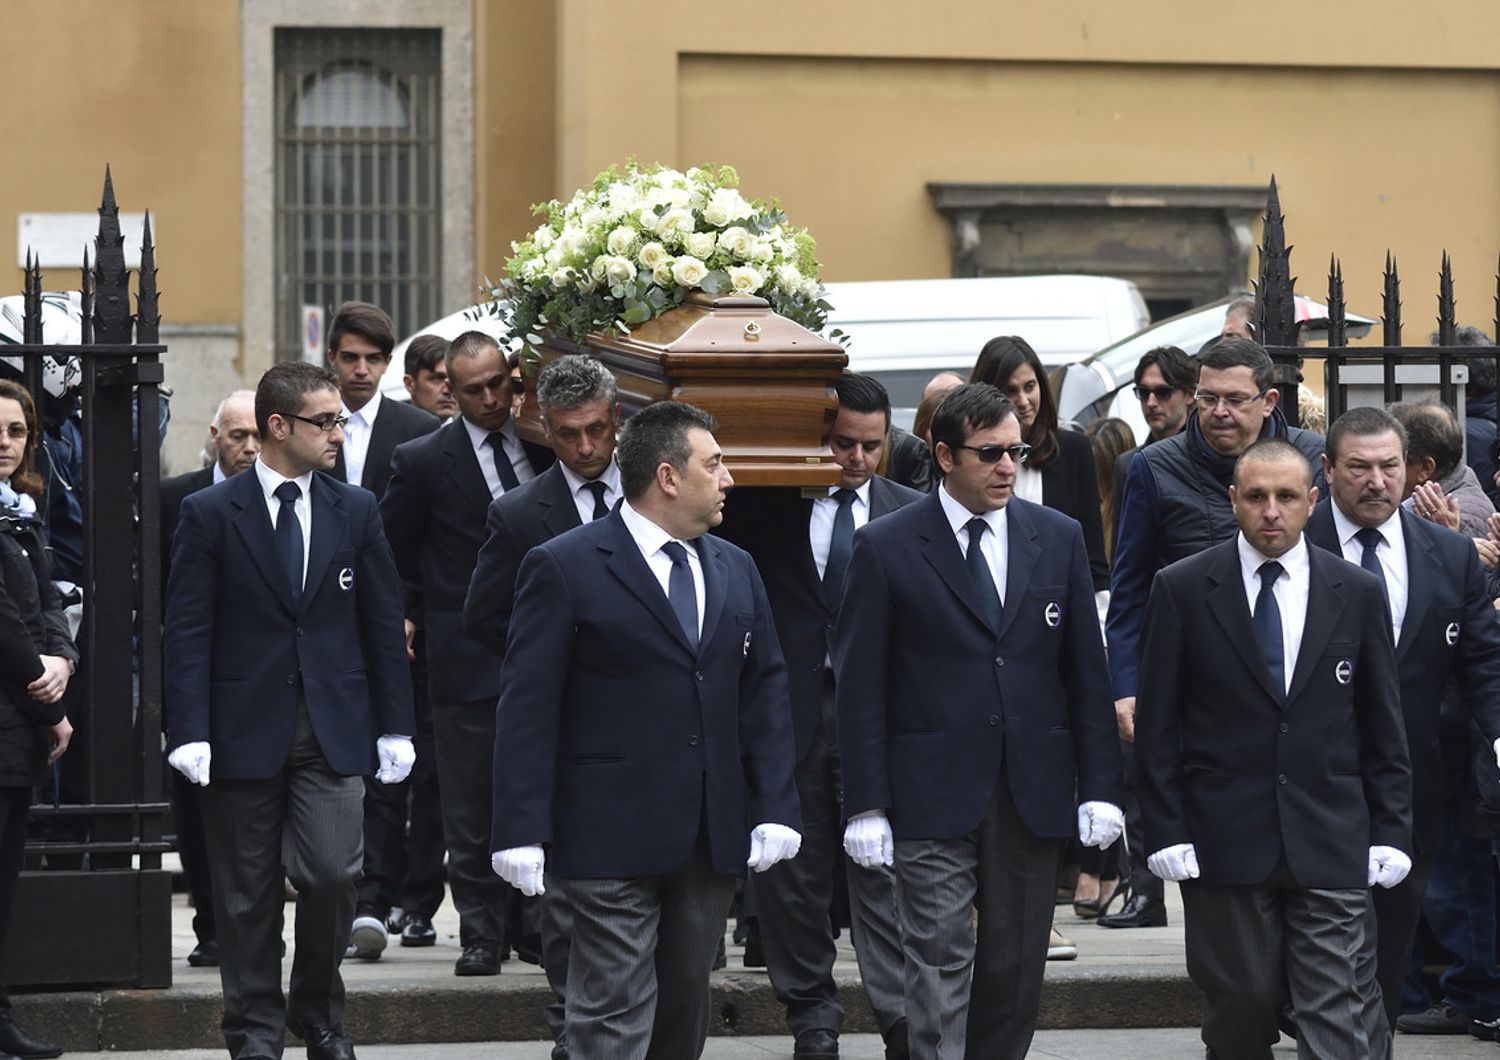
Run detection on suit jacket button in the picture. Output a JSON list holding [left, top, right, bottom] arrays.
[[1279, 722, 1289, 734], [688, 734, 699, 746], [1278, 773, 1288, 785], [695, 671, 704, 682], [285, 674, 296, 685], [988, 714, 1000, 726], [994, 657, 1004, 668], [296, 627, 304, 637]]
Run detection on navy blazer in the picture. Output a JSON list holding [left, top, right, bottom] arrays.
[[1306, 501, 1500, 854], [716, 477, 923, 761], [163, 468, 415, 779], [1135, 537, 1411, 889], [380, 418, 554, 704], [462, 461, 583, 653], [490, 508, 800, 879], [835, 492, 1123, 841]]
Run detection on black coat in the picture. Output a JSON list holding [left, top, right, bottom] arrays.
[[0, 516, 79, 787], [332, 397, 440, 498], [1040, 428, 1110, 592], [160, 465, 215, 592]]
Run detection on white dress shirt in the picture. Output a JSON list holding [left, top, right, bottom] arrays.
[[339, 387, 382, 487], [1236, 533, 1310, 695], [1330, 503, 1409, 645], [212, 462, 226, 485], [618, 499, 705, 636], [1013, 463, 1044, 505], [938, 481, 1008, 607], [462, 415, 537, 499], [809, 480, 871, 579], [253, 458, 313, 588], [558, 457, 623, 525]]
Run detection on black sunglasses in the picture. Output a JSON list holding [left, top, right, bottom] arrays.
[[953, 442, 1031, 465], [1132, 385, 1179, 402]]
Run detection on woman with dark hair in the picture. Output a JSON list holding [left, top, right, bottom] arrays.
[[1085, 417, 1138, 563], [0, 378, 77, 1060], [970, 336, 1109, 593]]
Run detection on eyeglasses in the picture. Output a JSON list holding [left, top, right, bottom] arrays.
[[954, 442, 1031, 465], [1193, 390, 1266, 411], [1132, 385, 1180, 403], [286, 413, 349, 433], [0, 425, 28, 440]]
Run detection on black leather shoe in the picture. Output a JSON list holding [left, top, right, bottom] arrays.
[[794, 1027, 839, 1059], [399, 914, 436, 947], [1097, 893, 1168, 928], [0, 1015, 62, 1059], [288, 1020, 356, 1060], [454, 942, 501, 976], [883, 1018, 910, 1060], [187, 938, 220, 967]]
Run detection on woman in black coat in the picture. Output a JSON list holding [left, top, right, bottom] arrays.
[[0, 379, 77, 1060]]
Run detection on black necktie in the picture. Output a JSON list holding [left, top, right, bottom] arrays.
[[274, 480, 304, 606], [486, 431, 521, 493], [584, 480, 610, 521], [822, 488, 857, 607], [1252, 560, 1285, 695], [662, 541, 699, 649], [965, 517, 1003, 630], [1355, 526, 1390, 606]]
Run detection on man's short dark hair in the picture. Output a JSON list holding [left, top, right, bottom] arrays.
[[1200, 337, 1275, 394], [616, 401, 718, 500], [404, 334, 449, 378], [446, 329, 501, 368], [1133, 345, 1199, 392], [833, 372, 891, 427], [255, 361, 340, 437], [537, 355, 618, 418], [1233, 437, 1311, 489], [1431, 326, 1497, 397], [1389, 399, 1463, 480], [327, 301, 395, 359], [929, 384, 1016, 467], [1326, 405, 1406, 464]]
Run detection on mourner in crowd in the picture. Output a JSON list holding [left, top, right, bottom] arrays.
[[165, 362, 415, 1060], [1112, 345, 1199, 506], [381, 331, 553, 977], [1389, 398, 1495, 539], [718, 373, 920, 1060], [836, 383, 1123, 1059], [402, 334, 457, 421]]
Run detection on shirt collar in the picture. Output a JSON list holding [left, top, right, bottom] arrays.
[[212, 462, 227, 485], [462, 413, 517, 452], [938, 479, 1008, 539], [1236, 531, 1309, 583], [823, 479, 871, 507], [341, 386, 382, 426], [252, 458, 314, 505], [619, 498, 694, 558], [558, 455, 621, 497], [1330, 500, 1404, 554]]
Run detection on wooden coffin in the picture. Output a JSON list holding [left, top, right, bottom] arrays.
[[516, 292, 847, 487]]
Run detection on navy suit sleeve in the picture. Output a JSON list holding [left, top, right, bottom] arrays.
[[463, 497, 524, 651], [378, 441, 427, 619], [1106, 453, 1161, 699], [1061, 524, 1126, 807], [736, 556, 801, 831], [1456, 541, 1500, 748], [1133, 569, 1190, 856], [1353, 579, 1412, 853], [163, 495, 216, 749], [491, 545, 572, 852], [354, 491, 416, 739], [833, 527, 894, 817]]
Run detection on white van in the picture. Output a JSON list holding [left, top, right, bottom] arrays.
[[823, 275, 1150, 415]]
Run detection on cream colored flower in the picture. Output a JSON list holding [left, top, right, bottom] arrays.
[[658, 208, 696, 240], [551, 266, 575, 289], [638, 242, 669, 269], [727, 266, 765, 294], [606, 226, 637, 257], [705, 188, 755, 226], [532, 226, 556, 250], [685, 231, 717, 260], [653, 260, 676, 287], [604, 256, 637, 286], [589, 255, 609, 282], [774, 263, 803, 292], [717, 226, 755, 259], [750, 238, 775, 264], [672, 255, 709, 288]]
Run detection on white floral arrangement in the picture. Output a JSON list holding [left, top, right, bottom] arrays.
[[491, 161, 831, 351]]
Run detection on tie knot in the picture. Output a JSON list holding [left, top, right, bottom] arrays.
[[584, 480, 608, 499], [1356, 526, 1384, 551], [486, 431, 506, 451], [662, 540, 691, 568], [833, 488, 857, 508], [1258, 560, 1284, 588], [965, 516, 988, 546], [274, 481, 301, 505]]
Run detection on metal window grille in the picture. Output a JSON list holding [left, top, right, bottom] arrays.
[[274, 28, 441, 360]]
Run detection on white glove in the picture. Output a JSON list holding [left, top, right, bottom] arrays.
[[1492, 737, 1500, 771], [491, 845, 546, 896], [843, 810, 894, 869], [747, 822, 802, 872], [1368, 845, 1412, 889], [1147, 842, 1201, 882], [1077, 801, 1125, 848], [168, 741, 211, 787], [375, 734, 415, 784]]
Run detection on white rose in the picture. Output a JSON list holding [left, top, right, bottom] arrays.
[[750, 238, 775, 264], [557, 226, 589, 260], [774, 263, 803, 291], [532, 226, 556, 250], [658, 208, 695, 240], [590, 255, 609, 282], [685, 231, 717, 260], [580, 206, 607, 231], [638, 242, 669, 269], [800, 278, 822, 300], [706, 188, 755, 225], [717, 226, 755, 259], [551, 267, 574, 289], [653, 260, 676, 287], [606, 226, 637, 257], [607, 182, 641, 214], [672, 255, 709, 288], [544, 245, 563, 270], [727, 266, 765, 295], [631, 206, 658, 234], [604, 256, 637, 286]]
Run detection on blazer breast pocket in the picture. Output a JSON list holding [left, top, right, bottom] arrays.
[[325, 550, 357, 596], [1322, 640, 1359, 687], [1024, 586, 1068, 634], [1429, 606, 1463, 652]]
